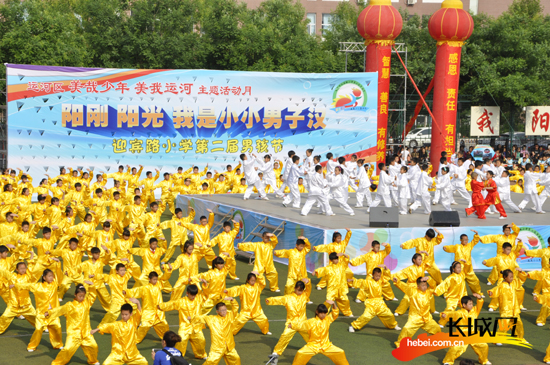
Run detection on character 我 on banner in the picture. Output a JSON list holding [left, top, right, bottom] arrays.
[[470, 106, 500, 137]]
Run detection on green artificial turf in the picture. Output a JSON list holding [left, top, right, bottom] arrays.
[[0, 211, 547, 364]]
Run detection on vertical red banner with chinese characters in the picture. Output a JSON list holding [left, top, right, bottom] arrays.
[[430, 43, 461, 174], [366, 42, 392, 172]]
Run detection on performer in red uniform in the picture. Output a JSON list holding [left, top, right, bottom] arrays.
[[465, 172, 489, 219], [484, 171, 507, 219]]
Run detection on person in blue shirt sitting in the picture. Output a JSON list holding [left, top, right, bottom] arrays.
[[152, 330, 188, 365]]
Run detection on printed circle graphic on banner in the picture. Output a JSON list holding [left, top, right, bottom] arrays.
[[471, 145, 494, 161], [331, 80, 368, 113], [384, 253, 399, 271], [359, 232, 373, 254], [374, 228, 389, 243], [303, 81, 312, 89], [517, 226, 545, 260], [232, 211, 245, 242]]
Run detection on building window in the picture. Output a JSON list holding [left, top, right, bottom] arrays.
[[307, 13, 316, 35], [322, 14, 333, 33]]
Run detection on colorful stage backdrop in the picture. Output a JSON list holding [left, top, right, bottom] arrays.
[[6, 64, 378, 180]]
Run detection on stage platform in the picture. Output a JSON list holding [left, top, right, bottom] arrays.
[[176, 193, 550, 276], [177, 192, 548, 229]]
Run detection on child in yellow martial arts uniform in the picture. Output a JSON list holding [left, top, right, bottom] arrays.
[[488, 268, 528, 344], [99, 263, 133, 325], [209, 220, 240, 280], [525, 236, 550, 296], [237, 232, 280, 292], [160, 207, 195, 262], [441, 294, 490, 365], [92, 299, 149, 365], [81, 246, 112, 312], [348, 266, 400, 333], [25, 226, 61, 278], [479, 223, 520, 285], [393, 276, 441, 348], [107, 191, 126, 236], [275, 236, 312, 301], [0, 244, 18, 304], [442, 230, 482, 296], [435, 261, 467, 326], [63, 182, 87, 220], [191, 256, 231, 314], [314, 252, 353, 317], [393, 253, 436, 316], [401, 228, 444, 284], [193, 301, 241, 365], [16, 268, 64, 351], [130, 237, 171, 292], [0, 261, 37, 334], [266, 281, 310, 363], [313, 229, 352, 290], [158, 284, 208, 360], [182, 209, 216, 265], [140, 169, 160, 204], [527, 260, 550, 326], [86, 188, 111, 226], [140, 201, 166, 248], [47, 237, 85, 299], [350, 240, 396, 302], [227, 271, 270, 336], [483, 241, 525, 311], [45, 283, 99, 365], [533, 293, 550, 364], [113, 229, 142, 281], [289, 301, 350, 365], [124, 271, 170, 343], [153, 172, 176, 214], [163, 240, 202, 300]]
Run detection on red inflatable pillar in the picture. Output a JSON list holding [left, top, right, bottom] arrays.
[[357, 0, 402, 174], [428, 0, 473, 174]]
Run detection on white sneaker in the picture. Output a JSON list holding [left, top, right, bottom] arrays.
[[439, 324, 444, 328], [59, 347, 64, 350], [202, 356, 208, 360], [17, 315, 25, 320], [496, 343, 502, 346], [433, 311, 439, 314], [499, 216, 507, 220], [282, 202, 287, 207], [392, 298, 398, 301], [347, 314, 354, 318], [27, 349, 35, 353], [487, 281, 492, 285], [262, 197, 269, 201], [348, 326, 355, 333], [485, 362, 492, 365], [274, 289, 280, 293], [316, 286, 322, 290], [355, 299, 362, 303], [266, 332, 272, 335], [394, 312, 399, 317], [488, 308, 494, 312], [59, 299, 63, 302], [234, 277, 240, 280], [432, 201, 437, 205], [538, 211, 547, 214], [45, 328, 49, 333], [300, 213, 307, 216], [93, 363, 100, 365], [537, 323, 544, 327], [349, 213, 355, 216], [394, 326, 401, 330], [521, 307, 527, 311], [307, 301, 313, 304], [451, 202, 458, 205], [355, 205, 362, 208]]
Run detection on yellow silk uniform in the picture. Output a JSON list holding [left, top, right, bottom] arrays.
[[231, 184, 247, 194], [160, 210, 195, 262], [107, 197, 126, 235], [534, 294, 550, 362], [192, 267, 231, 314], [163, 250, 202, 300], [290, 306, 349, 365], [314, 231, 353, 289], [159, 293, 208, 359], [26, 236, 62, 278], [99, 272, 132, 325], [50, 247, 85, 298], [18, 276, 64, 351], [510, 183, 524, 193], [98, 310, 148, 365], [394, 279, 441, 348], [442, 298, 489, 365], [0, 191, 16, 218], [442, 235, 482, 295], [228, 275, 269, 335], [126, 167, 143, 192], [350, 244, 395, 301], [274, 238, 311, 299], [81, 256, 112, 312], [0, 270, 37, 333], [60, 221, 95, 251], [48, 291, 99, 365], [528, 269, 550, 325], [28, 201, 50, 234], [209, 222, 240, 280], [488, 271, 527, 339], [140, 205, 166, 248], [266, 292, 309, 355], [86, 228, 116, 263], [48, 186, 66, 203], [238, 236, 279, 291], [393, 262, 436, 315], [46, 204, 64, 235], [85, 195, 111, 226], [0, 255, 18, 304], [480, 223, 520, 285], [177, 184, 196, 195], [350, 275, 398, 331], [434, 272, 467, 325], [525, 247, 550, 295], [113, 236, 142, 280], [213, 180, 230, 194], [182, 212, 215, 265], [124, 203, 147, 241], [64, 189, 88, 220], [34, 185, 52, 203], [484, 245, 524, 310], [401, 233, 444, 284], [140, 170, 160, 204], [130, 247, 171, 292], [315, 258, 353, 316], [125, 283, 169, 342], [106, 170, 130, 188], [189, 168, 208, 188], [153, 179, 175, 214], [195, 306, 241, 365]]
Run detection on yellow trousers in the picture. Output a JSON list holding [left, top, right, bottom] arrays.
[[488, 266, 498, 285], [28, 316, 63, 351], [395, 317, 441, 348], [232, 311, 269, 335], [443, 343, 489, 365], [292, 344, 349, 365], [535, 280, 543, 295], [326, 288, 352, 317], [89, 285, 111, 312], [136, 320, 170, 343], [273, 324, 309, 355], [544, 341, 550, 363], [357, 271, 395, 301], [498, 316, 524, 339], [224, 254, 238, 280], [103, 353, 149, 365], [164, 244, 183, 263], [489, 281, 525, 310], [537, 304, 550, 325], [201, 247, 217, 267], [260, 271, 279, 292], [52, 334, 98, 365], [464, 267, 482, 295], [176, 330, 207, 359], [284, 278, 312, 301], [0, 289, 9, 306], [351, 300, 398, 330], [427, 263, 443, 285], [0, 304, 36, 334], [58, 273, 85, 299], [204, 347, 240, 365], [439, 298, 459, 326]]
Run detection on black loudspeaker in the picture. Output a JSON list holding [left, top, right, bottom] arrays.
[[369, 207, 399, 228], [429, 211, 461, 227]]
